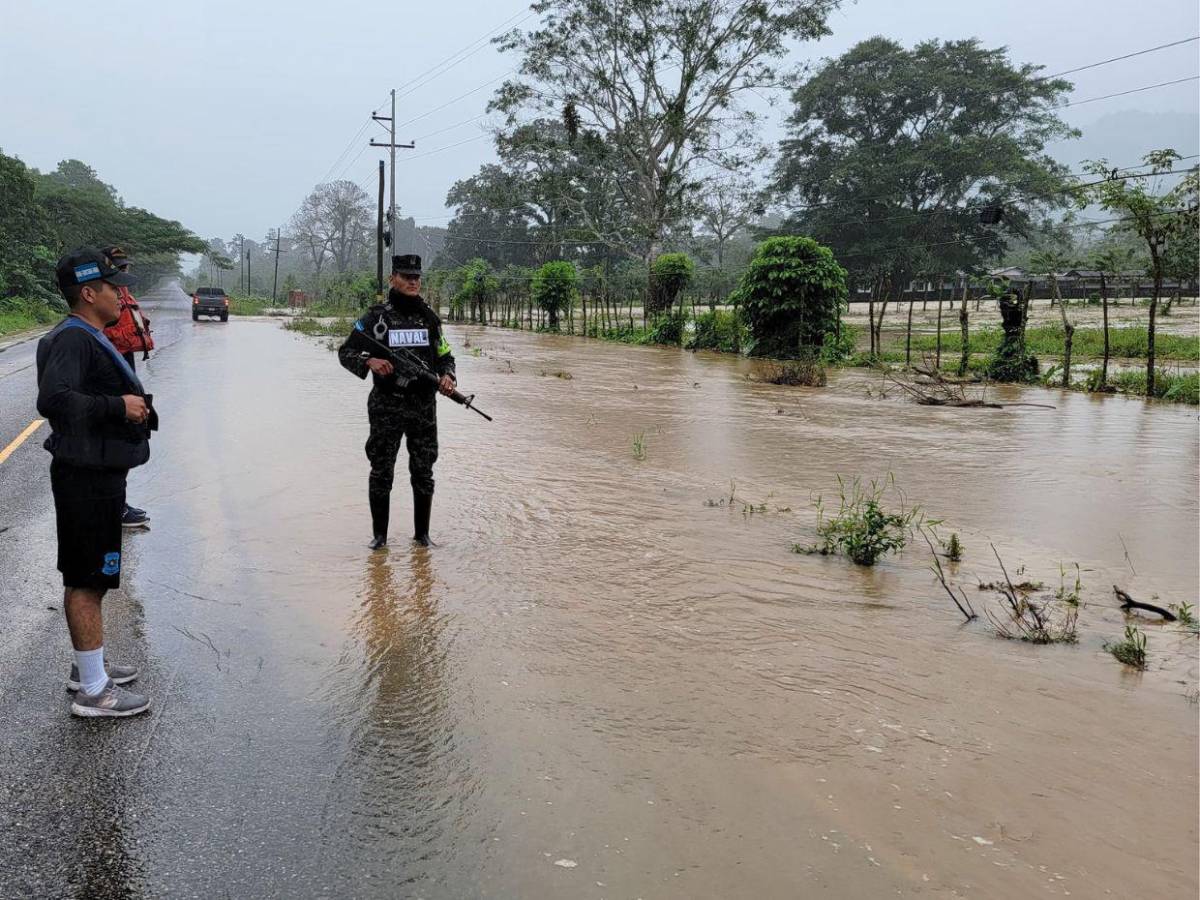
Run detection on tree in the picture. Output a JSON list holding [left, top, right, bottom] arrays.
[[531, 260, 578, 330], [772, 38, 1076, 304], [648, 253, 695, 317], [1088, 246, 1135, 388], [1084, 151, 1200, 396], [492, 0, 840, 262], [294, 181, 373, 275], [731, 236, 847, 357], [453, 258, 500, 324], [1029, 248, 1075, 385], [698, 177, 760, 268], [0, 150, 56, 298]]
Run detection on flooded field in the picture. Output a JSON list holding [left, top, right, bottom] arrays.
[[10, 306, 1193, 897]]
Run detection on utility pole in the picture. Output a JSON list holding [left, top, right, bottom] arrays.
[[246, 246, 251, 296], [376, 160, 385, 300], [240, 234, 245, 293], [268, 227, 287, 303], [371, 89, 414, 252]]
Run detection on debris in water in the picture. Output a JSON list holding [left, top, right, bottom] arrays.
[[972, 837, 994, 846], [554, 859, 578, 868]]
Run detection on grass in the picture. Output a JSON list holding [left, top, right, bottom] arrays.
[[1107, 369, 1199, 404], [0, 296, 61, 336], [793, 474, 926, 566], [908, 325, 1199, 362], [282, 316, 353, 337], [1105, 625, 1148, 669], [632, 432, 646, 460]]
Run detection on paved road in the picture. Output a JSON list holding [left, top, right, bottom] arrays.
[[0, 283, 344, 898]]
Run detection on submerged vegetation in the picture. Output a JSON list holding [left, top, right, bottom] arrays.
[[1105, 625, 1149, 670], [794, 475, 927, 566]]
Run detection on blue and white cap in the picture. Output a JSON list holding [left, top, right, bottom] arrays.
[[55, 246, 137, 290]]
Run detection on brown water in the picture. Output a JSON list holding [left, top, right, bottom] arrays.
[[126, 315, 1199, 897]]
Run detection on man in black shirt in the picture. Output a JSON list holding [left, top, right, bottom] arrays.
[[37, 248, 156, 717]]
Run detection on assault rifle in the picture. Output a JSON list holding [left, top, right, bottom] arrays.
[[348, 327, 493, 422]]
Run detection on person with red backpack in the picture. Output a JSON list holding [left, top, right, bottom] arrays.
[[101, 246, 152, 529]]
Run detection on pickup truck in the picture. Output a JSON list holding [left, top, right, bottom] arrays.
[[192, 287, 229, 322]]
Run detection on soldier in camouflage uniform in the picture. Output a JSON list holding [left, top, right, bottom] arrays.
[[338, 254, 456, 549]]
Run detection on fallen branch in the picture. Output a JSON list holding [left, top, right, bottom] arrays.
[[921, 529, 976, 621], [1114, 586, 1176, 621]]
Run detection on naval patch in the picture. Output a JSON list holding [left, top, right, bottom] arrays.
[[101, 552, 121, 576], [388, 328, 429, 348]]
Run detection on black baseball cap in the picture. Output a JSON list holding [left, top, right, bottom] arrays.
[[392, 254, 422, 275], [55, 247, 137, 289], [101, 245, 134, 268]]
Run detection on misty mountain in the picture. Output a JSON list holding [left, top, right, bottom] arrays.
[[1049, 109, 1200, 172]]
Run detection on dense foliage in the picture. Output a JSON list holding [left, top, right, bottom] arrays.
[[531, 261, 578, 330], [0, 149, 204, 313], [732, 237, 848, 357]]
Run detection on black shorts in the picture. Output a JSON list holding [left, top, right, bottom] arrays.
[[50, 462, 127, 590]]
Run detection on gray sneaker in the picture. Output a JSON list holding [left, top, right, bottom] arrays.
[[70, 679, 150, 718], [67, 662, 139, 692]]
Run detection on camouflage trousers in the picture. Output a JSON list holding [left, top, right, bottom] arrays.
[[365, 389, 439, 499]]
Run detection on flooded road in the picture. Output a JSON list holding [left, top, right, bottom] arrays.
[[1, 293, 1196, 897]]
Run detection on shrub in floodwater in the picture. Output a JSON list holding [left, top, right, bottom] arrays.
[[646, 310, 688, 346], [983, 546, 1078, 644], [794, 475, 923, 566], [819, 323, 858, 364], [763, 354, 827, 387], [1105, 625, 1148, 669], [1171, 602, 1198, 633], [688, 309, 747, 353], [732, 236, 847, 358], [632, 432, 646, 460], [1056, 563, 1082, 606], [943, 533, 963, 562]]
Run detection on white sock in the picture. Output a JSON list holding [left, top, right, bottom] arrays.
[[75, 646, 107, 695]]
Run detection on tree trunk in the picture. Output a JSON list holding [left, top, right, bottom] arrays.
[[957, 286, 970, 377], [1147, 255, 1162, 397], [875, 291, 890, 358], [935, 283, 947, 369], [868, 297, 876, 358], [1057, 301, 1074, 388], [1099, 272, 1110, 388], [905, 296, 915, 366]]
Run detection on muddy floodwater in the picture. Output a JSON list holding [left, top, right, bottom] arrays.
[[20, 308, 1195, 898]]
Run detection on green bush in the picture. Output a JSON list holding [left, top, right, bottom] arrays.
[[688, 308, 746, 353], [732, 236, 847, 357], [647, 253, 695, 316], [0, 295, 63, 335], [531, 260, 578, 331], [820, 323, 858, 363], [643, 310, 684, 345]]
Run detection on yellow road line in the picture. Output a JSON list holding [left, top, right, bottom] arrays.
[[0, 419, 44, 465]]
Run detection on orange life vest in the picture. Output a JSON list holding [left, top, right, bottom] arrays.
[[104, 287, 155, 357]]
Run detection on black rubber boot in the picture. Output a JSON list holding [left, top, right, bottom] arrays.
[[412, 492, 433, 547], [369, 493, 390, 549]]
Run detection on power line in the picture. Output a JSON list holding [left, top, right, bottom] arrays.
[[1038, 36, 1199, 82], [1054, 75, 1199, 110]]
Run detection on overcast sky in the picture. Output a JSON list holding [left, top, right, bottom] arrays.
[[2, 0, 1196, 243]]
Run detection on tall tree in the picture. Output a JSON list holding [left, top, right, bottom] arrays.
[[491, 0, 840, 262], [772, 38, 1077, 295], [1084, 151, 1199, 396], [294, 181, 373, 275]]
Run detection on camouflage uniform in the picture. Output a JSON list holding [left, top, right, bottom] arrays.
[[338, 290, 455, 540]]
